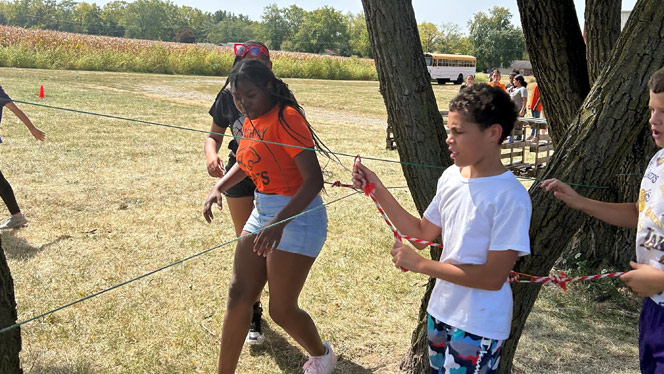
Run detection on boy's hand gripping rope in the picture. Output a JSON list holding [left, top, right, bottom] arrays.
[[345, 155, 626, 288], [351, 155, 443, 250]]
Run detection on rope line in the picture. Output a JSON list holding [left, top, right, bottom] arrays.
[[3, 98, 446, 171], [0, 190, 360, 335], [3, 98, 614, 189], [348, 155, 625, 288]]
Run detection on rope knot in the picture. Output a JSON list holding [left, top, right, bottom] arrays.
[[549, 272, 568, 291], [364, 182, 375, 196]]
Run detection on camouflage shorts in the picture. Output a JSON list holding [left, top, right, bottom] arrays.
[[428, 314, 504, 374]]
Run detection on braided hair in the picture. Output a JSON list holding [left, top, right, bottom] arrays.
[[228, 59, 334, 160]]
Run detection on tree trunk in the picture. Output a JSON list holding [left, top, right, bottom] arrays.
[[360, 0, 452, 372], [562, 0, 639, 270], [516, 0, 589, 146], [585, 0, 621, 86], [562, 129, 655, 269], [0, 237, 22, 374], [500, 1, 664, 372]]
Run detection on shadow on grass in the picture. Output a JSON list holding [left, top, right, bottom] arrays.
[[26, 361, 93, 374], [1, 231, 71, 260], [514, 285, 641, 374], [250, 321, 377, 373]]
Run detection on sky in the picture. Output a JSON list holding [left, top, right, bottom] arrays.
[[93, 0, 638, 32]]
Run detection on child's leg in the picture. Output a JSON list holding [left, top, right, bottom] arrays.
[[266, 250, 327, 356], [225, 196, 254, 237], [217, 234, 267, 374], [0, 170, 20, 215], [639, 297, 664, 374]]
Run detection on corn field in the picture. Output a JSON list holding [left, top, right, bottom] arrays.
[[0, 25, 378, 80]]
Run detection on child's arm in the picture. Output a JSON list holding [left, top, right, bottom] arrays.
[[252, 150, 324, 256], [202, 163, 249, 223], [540, 178, 638, 228], [352, 163, 441, 248], [204, 121, 226, 178], [519, 92, 527, 117], [620, 261, 664, 298], [4, 102, 45, 141], [391, 242, 517, 291]]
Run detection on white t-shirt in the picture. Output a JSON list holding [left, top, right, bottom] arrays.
[[423, 166, 532, 340], [510, 86, 528, 111], [636, 148, 664, 307]]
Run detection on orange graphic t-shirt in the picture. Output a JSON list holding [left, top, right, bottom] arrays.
[[235, 105, 315, 196]]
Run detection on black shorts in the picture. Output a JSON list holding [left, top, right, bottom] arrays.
[[223, 154, 256, 198]]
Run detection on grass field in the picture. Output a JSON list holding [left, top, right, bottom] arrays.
[[0, 67, 641, 373]]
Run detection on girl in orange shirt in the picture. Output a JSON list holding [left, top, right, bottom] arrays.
[[203, 59, 336, 374]]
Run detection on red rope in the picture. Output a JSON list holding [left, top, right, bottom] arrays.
[[333, 155, 626, 288]]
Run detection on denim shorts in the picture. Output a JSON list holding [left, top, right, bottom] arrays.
[[242, 192, 328, 258]]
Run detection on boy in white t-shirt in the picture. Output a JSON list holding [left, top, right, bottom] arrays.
[[541, 68, 664, 374], [353, 84, 531, 373]]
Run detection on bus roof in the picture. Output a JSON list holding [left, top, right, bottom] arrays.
[[424, 53, 476, 60]]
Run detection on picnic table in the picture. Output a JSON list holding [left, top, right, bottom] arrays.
[[385, 113, 552, 177], [501, 117, 552, 176]]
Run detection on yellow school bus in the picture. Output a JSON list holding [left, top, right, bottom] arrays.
[[424, 53, 477, 84]]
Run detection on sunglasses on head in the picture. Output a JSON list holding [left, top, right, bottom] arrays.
[[234, 44, 269, 58]]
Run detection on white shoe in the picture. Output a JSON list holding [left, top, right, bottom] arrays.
[[303, 341, 337, 374], [245, 302, 265, 345], [0, 214, 27, 229]]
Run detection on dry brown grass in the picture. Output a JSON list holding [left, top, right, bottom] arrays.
[[0, 67, 639, 373]]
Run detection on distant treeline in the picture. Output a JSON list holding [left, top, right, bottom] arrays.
[[0, 0, 526, 70]]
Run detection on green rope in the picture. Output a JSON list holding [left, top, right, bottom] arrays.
[[3, 98, 614, 189], [0, 190, 360, 335], [515, 176, 610, 189], [5, 98, 446, 170]]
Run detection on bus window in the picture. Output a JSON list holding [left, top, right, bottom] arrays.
[[425, 56, 432, 66]]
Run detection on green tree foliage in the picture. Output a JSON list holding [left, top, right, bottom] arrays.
[[468, 6, 526, 71], [74, 2, 103, 35], [174, 6, 212, 41], [208, 17, 257, 44], [99, 1, 127, 37], [289, 6, 350, 55], [418, 22, 439, 53], [417, 22, 474, 56], [0, 0, 478, 61], [437, 23, 473, 55], [258, 4, 288, 50], [122, 0, 175, 41], [348, 12, 371, 57]]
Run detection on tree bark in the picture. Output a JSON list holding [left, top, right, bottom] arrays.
[[562, 0, 642, 270], [500, 1, 664, 372], [562, 129, 655, 269], [585, 0, 622, 86], [0, 237, 22, 374], [516, 0, 589, 146], [360, 1, 452, 372]]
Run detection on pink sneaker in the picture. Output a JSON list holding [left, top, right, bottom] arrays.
[[303, 341, 337, 374]]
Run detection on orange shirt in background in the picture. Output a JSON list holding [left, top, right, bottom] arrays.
[[530, 84, 543, 111], [236, 105, 314, 196], [489, 81, 506, 91]]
